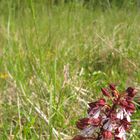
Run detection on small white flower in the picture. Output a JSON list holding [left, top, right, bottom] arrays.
[[80, 126, 95, 137], [103, 119, 113, 131], [89, 108, 101, 119], [117, 108, 132, 122], [117, 108, 124, 120], [124, 111, 131, 122], [115, 126, 126, 140], [93, 109, 101, 119]]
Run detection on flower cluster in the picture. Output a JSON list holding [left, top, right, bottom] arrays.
[[73, 84, 137, 140]]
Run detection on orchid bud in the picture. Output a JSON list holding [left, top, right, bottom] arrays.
[[97, 99, 106, 106], [126, 87, 137, 98], [76, 118, 90, 130], [101, 88, 110, 97], [109, 83, 116, 90]]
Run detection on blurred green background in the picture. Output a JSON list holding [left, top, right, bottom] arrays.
[[0, 0, 140, 139]]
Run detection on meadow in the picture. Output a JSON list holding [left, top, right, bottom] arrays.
[[0, 1, 140, 139]]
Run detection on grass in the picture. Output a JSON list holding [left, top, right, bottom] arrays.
[[0, 1, 140, 139]]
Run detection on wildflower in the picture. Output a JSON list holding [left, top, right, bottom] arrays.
[[73, 84, 137, 140]]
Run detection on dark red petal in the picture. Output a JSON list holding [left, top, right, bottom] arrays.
[[102, 130, 113, 139], [128, 103, 135, 110], [109, 83, 116, 90], [101, 88, 110, 97], [97, 98, 106, 106], [88, 102, 97, 108], [125, 96, 133, 101], [105, 105, 111, 113], [89, 99, 106, 108], [87, 106, 99, 115], [115, 128, 120, 134], [126, 102, 135, 113], [76, 118, 89, 130], [126, 87, 137, 98], [121, 118, 131, 129], [119, 100, 128, 107], [88, 118, 101, 126], [109, 111, 117, 121]]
